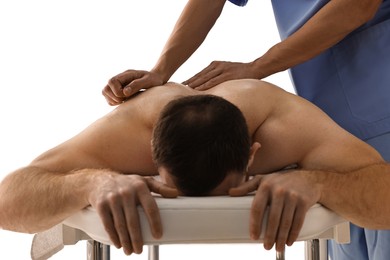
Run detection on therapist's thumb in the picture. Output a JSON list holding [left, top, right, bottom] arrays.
[[123, 79, 145, 97], [124, 74, 164, 97]]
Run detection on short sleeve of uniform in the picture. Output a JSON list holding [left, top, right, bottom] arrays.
[[228, 0, 248, 7]]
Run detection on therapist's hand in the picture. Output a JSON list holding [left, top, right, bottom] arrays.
[[183, 60, 259, 90], [229, 170, 321, 252], [88, 172, 178, 255], [102, 70, 164, 106]]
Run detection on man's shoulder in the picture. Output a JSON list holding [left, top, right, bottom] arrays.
[[210, 79, 284, 97], [112, 83, 192, 126], [208, 79, 289, 111], [119, 83, 189, 108]]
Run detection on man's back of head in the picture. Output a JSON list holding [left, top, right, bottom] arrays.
[[152, 94, 251, 196]]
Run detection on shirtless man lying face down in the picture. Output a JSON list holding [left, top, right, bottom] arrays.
[[0, 79, 388, 255]]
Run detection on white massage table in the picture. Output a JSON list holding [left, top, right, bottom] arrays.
[[32, 195, 350, 260]]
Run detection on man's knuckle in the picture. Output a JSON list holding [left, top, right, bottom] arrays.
[[259, 181, 272, 192], [105, 192, 120, 203], [95, 202, 106, 213], [133, 180, 148, 192], [108, 77, 116, 85], [273, 187, 286, 198], [94, 196, 109, 209], [282, 191, 297, 203]]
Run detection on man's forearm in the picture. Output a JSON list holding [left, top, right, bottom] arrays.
[[313, 163, 390, 229], [0, 166, 93, 233], [152, 0, 226, 82]]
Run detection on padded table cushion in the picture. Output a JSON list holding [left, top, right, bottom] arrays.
[[63, 195, 348, 245]]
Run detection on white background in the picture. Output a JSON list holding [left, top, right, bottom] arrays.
[[0, 0, 303, 259]]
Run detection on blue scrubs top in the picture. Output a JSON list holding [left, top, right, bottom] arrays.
[[228, 0, 248, 7], [270, 0, 390, 140]]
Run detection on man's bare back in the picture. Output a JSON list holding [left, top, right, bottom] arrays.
[[31, 79, 380, 177]]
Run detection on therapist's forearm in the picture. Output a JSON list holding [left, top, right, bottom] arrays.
[[313, 163, 390, 229], [0, 167, 92, 233], [251, 0, 382, 79], [152, 0, 226, 82]]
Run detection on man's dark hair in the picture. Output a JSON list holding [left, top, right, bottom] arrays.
[[152, 94, 251, 196]]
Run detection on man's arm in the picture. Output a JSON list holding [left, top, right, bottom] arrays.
[[184, 0, 382, 90], [0, 100, 177, 255], [0, 166, 95, 233], [151, 0, 226, 83], [103, 0, 226, 104], [0, 163, 176, 255], [230, 162, 390, 251], [315, 163, 390, 229], [232, 80, 383, 174], [229, 80, 386, 251]]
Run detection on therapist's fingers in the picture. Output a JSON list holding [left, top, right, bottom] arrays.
[[194, 73, 231, 91], [123, 71, 164, 97], [184, 60, 257, 90], [103, 69, 162, 105], [103, 74, 128, 105], [107, 76, 127, 98], [102, 84, 126, 106], [183, 62, 222, 90]]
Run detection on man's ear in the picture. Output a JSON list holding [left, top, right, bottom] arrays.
[[150, 139, 155, 155], [247, 142, 261, 170]]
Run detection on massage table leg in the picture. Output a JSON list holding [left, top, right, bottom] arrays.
[[276, 249, 285, 259], [148, 245, 159, 260], [85, 242, 328, 260], [143, 241, 327, 260], [84, 240, 328, 260], [146, 245, 288, 260], [305, 239, 328, 260], [87, 240, 110, 260], [305, 239, 319, 260]]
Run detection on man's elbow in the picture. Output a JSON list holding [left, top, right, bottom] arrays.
[[0, 204, 23, 233], [0, 187, 11, 231], [0, 207, 4, 231], [0, 210, 44, 234], [354, 214, 390, 230], [0, 193, 39, 234]]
